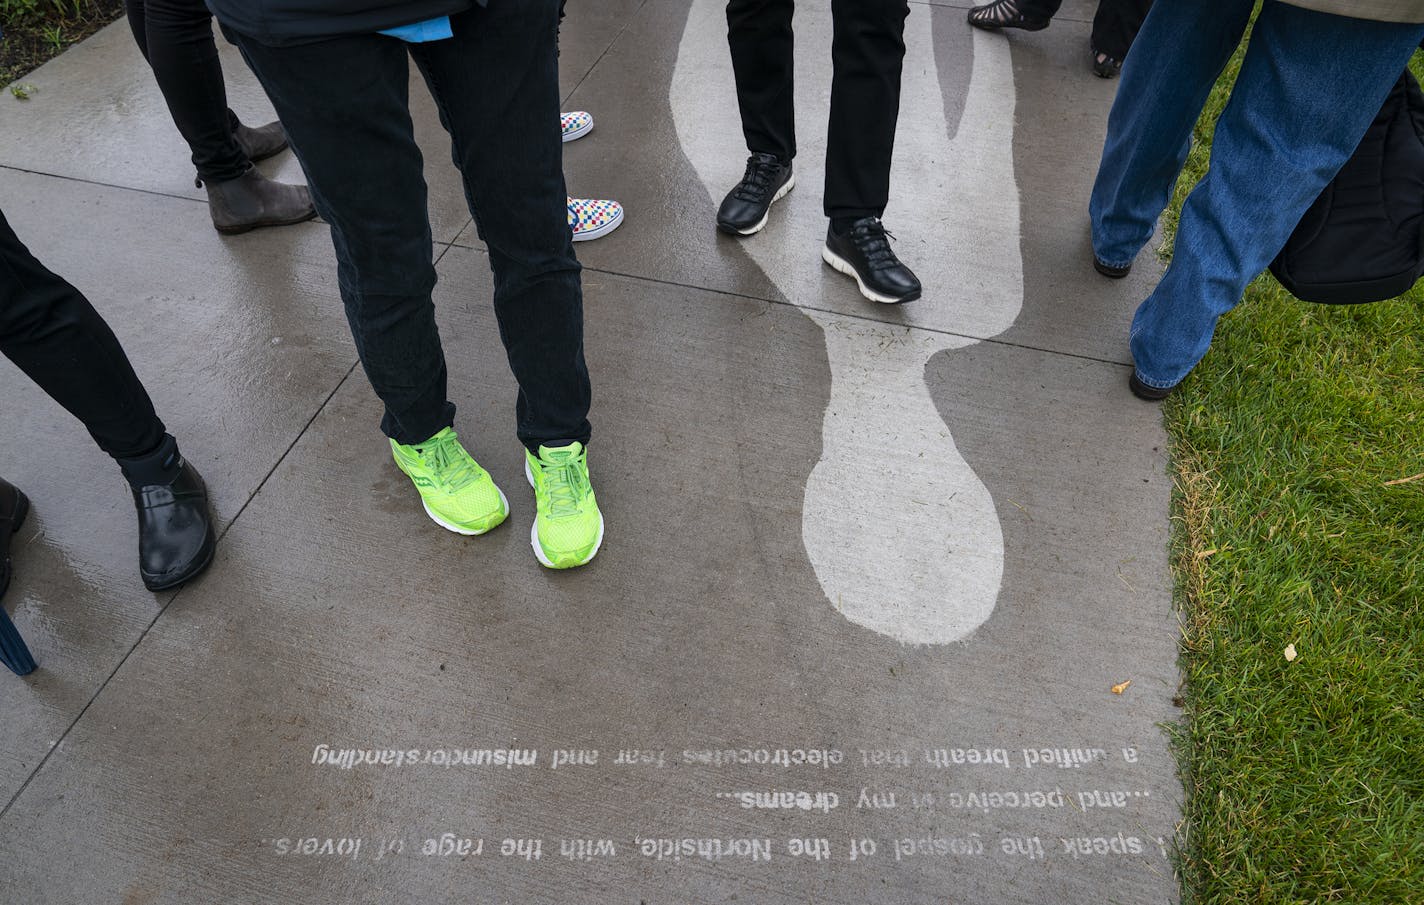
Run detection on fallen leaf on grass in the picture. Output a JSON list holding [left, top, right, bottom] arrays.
[[1111, 680, 1131, 695], [1284, 644, 1298, 662], [1194, 548, 1217, 560]]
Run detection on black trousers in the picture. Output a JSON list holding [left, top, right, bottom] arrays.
[[1021, 0, 1153, 61], [227, 0, 591, 451], [126, 0, 249, 183], [0, 209, 166, 461], [727, 0, 911, 220]]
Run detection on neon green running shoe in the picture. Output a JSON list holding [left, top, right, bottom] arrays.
[[390, 427, 509, 536], [524, 442, 604, 569]]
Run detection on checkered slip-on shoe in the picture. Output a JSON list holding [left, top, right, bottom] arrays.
[[561, 111, 594, 143], [568, 197, 624, 242]]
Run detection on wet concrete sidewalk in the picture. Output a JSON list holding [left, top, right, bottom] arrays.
[[0, 2, 1181, 902]]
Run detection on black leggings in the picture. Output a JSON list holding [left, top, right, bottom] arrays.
[[0, 210, 166, 462], [125, 0, 249, 183]]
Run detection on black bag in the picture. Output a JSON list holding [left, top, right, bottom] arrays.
[[1270, 69, 1424, 305]]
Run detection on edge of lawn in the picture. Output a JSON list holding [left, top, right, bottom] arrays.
[[1162, 35, 1424, 905]]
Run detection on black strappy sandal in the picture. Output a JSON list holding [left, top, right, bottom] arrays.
[[1092, 47, 1123, 79], [967, 0, 1051, 32]]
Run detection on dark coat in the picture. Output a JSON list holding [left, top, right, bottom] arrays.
[[204, 0, 482, 45]]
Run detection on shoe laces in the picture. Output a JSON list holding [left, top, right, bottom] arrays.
[[734, 154, 783, 202], [538, 448, 587, 518], [849, 218, 902, 271], [419, 432, 479, 492]]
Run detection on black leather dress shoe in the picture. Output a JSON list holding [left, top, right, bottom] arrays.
[[822, 217, 922, 304], [203, 169, 317, 235], [1129, 371, 1177, 401], [233, 119, 290, 163], [1, 478, 30, 600], [716, 153, 795, 236], [133, 459, 216, 592]]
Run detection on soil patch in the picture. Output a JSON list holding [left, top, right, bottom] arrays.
[[3, 1, 126, 88]]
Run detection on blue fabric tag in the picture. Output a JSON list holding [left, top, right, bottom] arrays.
[[379, 16, 454, 43]]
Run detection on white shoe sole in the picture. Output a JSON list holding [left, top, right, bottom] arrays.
[[420, 487, 510, 537], [561, 118, 594, 143], [571, 206, 624, 243], [727, 172, 796, 236], [524, 458, 605, 569], [821, 245, 917, 304]]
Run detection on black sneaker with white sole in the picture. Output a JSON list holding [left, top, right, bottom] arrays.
[[716, 153, 795, 236], [822, 217, 922, 304]]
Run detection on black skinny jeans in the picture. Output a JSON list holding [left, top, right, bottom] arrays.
[[727, 0, 910, 220], [126, 0, 249, 183], [0, 209, 166, 462], [226, 0, 591, 451], [1020, 0, 1153, 62]]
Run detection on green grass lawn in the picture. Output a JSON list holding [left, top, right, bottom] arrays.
[[1164, 40, 1424, 905]]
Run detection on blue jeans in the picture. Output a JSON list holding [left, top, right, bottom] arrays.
[[227, 0, 591, 450], [1089, 0, 1424, 389]]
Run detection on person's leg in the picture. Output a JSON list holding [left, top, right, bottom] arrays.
[[1089, 0, 1153, 63], [819, 0, 921, 305], [824, 0, 909, 222], [126, 0, 278, 157], [127, 0, 314, 233], [230, 32, 454, 447], [726, 0, 796, 163], [0, 209, 215, 590], [230, 29, 513, 537], [124, 0, 247, 184], [412, 5, 590, 452], [0, 209, 166, 461], [1129, 3, 1424, 389], [124, 0, 151, 58], [413, 1, 603, 568], [1088, 0, 1252, 271], [715, 0, 797, 235]]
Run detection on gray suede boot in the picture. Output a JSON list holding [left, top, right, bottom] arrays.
[[203, 169, 316, 235], [233, 119, 290, 163]]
